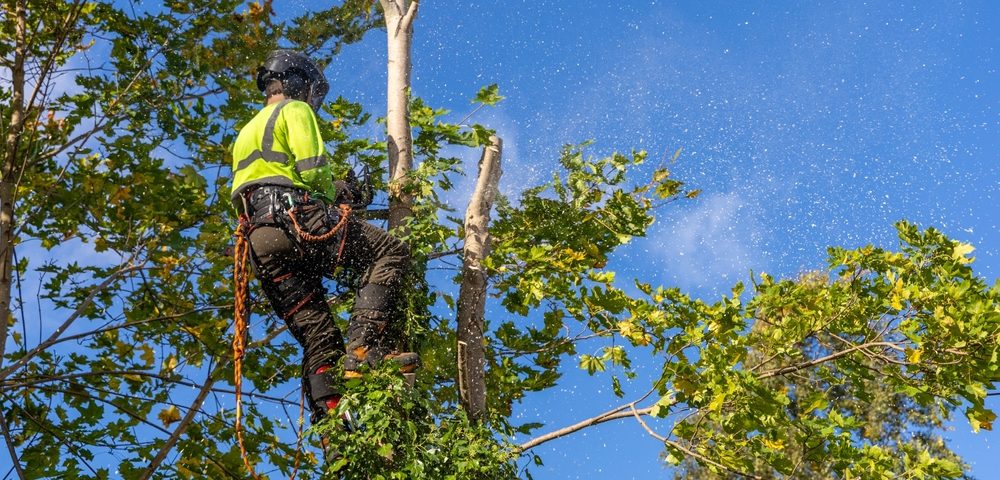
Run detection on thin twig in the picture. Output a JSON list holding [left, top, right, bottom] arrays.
[[43, 305, 227, 349], [758, 341, 905, 379], [663, 438, 762, 480], [2, 392, 100, 477]]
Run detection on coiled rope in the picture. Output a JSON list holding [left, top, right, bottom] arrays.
[[287, 203, 352, 244]]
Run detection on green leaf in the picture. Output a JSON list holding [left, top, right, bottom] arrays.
[[967, 407, 996, 433], [472, 83, 504, 106]]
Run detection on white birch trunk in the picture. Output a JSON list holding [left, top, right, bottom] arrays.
[[456, 135, 503, 422], [379, 0, 419, 230]]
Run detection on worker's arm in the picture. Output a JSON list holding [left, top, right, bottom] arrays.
[[282, 101, 337, 202]]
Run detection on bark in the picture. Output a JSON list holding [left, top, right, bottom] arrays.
[[0, 0, 27, 372], [456, 136, 502, 422], [379, 0, 419, 230]]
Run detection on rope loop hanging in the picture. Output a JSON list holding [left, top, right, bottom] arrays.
[[286, 203, 352, 243], [232, 216, 263, 480], [233, 216, 308, 480]]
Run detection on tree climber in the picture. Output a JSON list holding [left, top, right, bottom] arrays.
[[230, 50, 418, 456]]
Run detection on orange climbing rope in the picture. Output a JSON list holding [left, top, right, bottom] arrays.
[[232, 218, 263, 480], [286, 203, 352, 243]]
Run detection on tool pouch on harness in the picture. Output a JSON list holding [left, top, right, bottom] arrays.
[[243, 186, 345, 247]]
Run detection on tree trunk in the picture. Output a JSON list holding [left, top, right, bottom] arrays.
[[0, 0, 28, 368], [456, 135, 502, 422], [379, 0, 419, 231]]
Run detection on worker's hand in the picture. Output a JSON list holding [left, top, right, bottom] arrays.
[[333, 179, 355, 206], [334, 167, 373, 208]]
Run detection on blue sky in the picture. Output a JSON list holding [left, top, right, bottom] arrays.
[[314, 1, 997, 477]]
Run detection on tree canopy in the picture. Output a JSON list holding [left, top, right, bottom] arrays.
[[1, 1, 996, 479]]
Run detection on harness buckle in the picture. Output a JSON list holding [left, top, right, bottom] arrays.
[[282, 191, 297, 210]]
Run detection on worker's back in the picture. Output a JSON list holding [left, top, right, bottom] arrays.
[[230, 99, 333, 206]]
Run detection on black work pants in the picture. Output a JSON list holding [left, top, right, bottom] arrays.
[[244, 188, 409, 416]]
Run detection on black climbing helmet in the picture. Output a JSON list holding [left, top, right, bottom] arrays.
[[256, 49, 329, 111]]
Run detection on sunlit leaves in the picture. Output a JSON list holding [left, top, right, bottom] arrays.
[[473, 83, 505, 107], [158, 405, 181, 427], [672, 222, 995, 479], [313, 365, 518, 480]]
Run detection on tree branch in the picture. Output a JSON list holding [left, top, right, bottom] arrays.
[[518, 388, 657, 452], [427, 248, 461, 260], [140, 371, 216, 480], [0, 262, 143, 380], [757, 341, 905, 379], [24, 1, 86, 114], [663, 437, 762, 480], [401, 0, 419, 31], [456, 135, 502, 422], [496, 329, 612, 358], [517, 406, 647, 452], [2, 392, 100, 477], [43, 305, 226, 349], [33, 384, 173, 437], [0, 0, 28, 380], [0, 407, 26, 479]]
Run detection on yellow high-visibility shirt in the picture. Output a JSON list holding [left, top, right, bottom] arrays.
[[230, 99, 336, 209]]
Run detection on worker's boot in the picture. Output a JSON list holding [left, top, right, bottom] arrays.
[[343, 312, 420, 383], [309, 366, 356, 468]]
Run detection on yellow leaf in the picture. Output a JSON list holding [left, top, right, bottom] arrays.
[[953, 242, 975, 264], [617, 321, 634, 338], [140, 344, 155, 368], [890, 295, 903, 310], [761, 437, 785, 450], [708, 392, 726, 412], [158, 406, 181, 427], [162, 355, 178, 373], [110, 186, 131, 204]]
